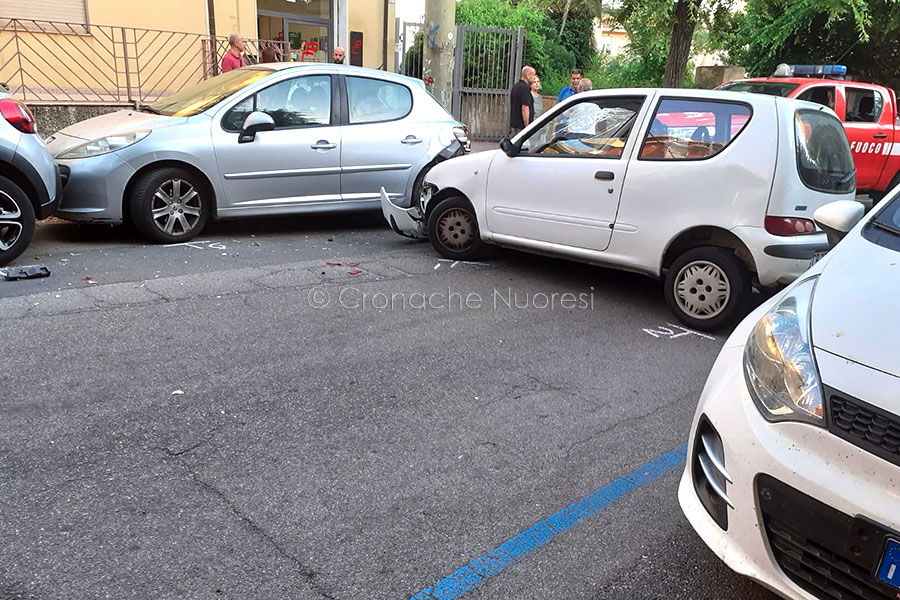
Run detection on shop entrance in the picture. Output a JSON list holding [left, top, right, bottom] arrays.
[[257, 0, 331, 63]]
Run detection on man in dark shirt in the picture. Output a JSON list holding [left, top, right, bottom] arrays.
[[509, 66, 536, 136]]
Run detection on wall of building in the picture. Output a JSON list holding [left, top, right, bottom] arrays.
[[348, 0, 394, 70], [88, 0, 207, 34]]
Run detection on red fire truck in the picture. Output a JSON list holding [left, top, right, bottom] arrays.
[[720, 64, 900, 200]]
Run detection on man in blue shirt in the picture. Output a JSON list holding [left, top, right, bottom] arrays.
[[556, 68, 583, 103]]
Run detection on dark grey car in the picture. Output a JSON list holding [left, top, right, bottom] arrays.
[[49, 64, 469, 243], [0, 91, 60, 266]]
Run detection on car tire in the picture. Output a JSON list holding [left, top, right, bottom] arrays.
[[664, 246, 751, 332], [426, 195, 485, 260], [129, 168, 210, 243], [0, 175, 36, 267]]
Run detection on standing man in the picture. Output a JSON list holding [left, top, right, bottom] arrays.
[[556, 68, 582, 103], [333, 46, 345, 64], [579, 78, 593, 92], [509, 66, 536, 136], [221, 33, 246, 73]]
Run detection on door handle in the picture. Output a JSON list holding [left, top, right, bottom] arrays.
[[874, 133, 888, 139], [311, 141, 337, 150], [401, 136, 423, 145], [594, 171, 615, 181]]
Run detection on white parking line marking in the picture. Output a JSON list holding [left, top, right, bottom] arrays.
[[643, 323, 716, 341]]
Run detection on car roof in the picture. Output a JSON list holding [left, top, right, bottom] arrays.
[[575, 87, 779, 105], [246, 62, 425, 87], [729, 77, 883, 90]]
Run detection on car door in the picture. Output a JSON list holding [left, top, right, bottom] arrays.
[[840, 86, 893, 190], [339, 75, 430, 205], [211, 74, 341, 213], [484, 94, 647, 252]]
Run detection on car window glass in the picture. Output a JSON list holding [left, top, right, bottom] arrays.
[[845, 87, 883, 123], [223, 96, 254, 131], [519, 96, 643, 157], [347, 77, 412, 124], [255, 75, 331, 128], [795, 109, 855, 193], [796, 86, 836, 111], [151, 68, 270, 116], [639, 99, 751, 160]]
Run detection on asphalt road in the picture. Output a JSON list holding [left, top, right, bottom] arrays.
[[0, 212, 781, 600]]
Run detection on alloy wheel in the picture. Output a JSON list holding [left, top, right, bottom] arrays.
[[674, 260, 731, 320], [436, 208, 476, 251], [0, 190, 23, 251], [151, 179, 202, 236]]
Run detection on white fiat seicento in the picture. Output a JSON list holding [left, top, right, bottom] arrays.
[[381, 88, 856, 330], [679, 193, 900, 600]]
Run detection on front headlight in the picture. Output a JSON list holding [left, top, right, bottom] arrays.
[[743, 277, 823, 425], [57, 130, 150, 159]]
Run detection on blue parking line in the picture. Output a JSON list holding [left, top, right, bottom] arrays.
[[410, 443, 689, 600]]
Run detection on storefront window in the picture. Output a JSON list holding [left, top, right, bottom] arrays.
[[258, 0, 330, 20]]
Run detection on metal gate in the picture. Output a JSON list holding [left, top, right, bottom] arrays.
[[452, 26, 524, 141], [395, 20, 424, 79]]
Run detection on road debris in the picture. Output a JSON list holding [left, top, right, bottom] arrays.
[[1, 265, 51, 281]]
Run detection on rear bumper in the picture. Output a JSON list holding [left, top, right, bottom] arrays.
[[38, 163, 62, 219], [733, 226, 827, 287]]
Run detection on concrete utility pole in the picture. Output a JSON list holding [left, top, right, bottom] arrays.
[[422, 0, 456, 113]]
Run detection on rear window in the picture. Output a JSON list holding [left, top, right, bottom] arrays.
[[719, 81, 800, 97], [795, 110, 855, 193]]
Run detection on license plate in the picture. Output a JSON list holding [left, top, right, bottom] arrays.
[[877, 539, 900, 589]]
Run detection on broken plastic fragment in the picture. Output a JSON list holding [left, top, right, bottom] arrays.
[[348, 270, 362, 275], [326, 262, 342, 266]]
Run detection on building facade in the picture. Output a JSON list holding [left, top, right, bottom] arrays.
[[0, 0, 397, 107]]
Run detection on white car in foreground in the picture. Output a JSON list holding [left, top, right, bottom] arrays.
[[382, 88, 856, 330], [679, 193, 900, 600]]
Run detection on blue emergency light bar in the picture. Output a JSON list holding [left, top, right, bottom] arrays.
[[772, 63, 847, 79]]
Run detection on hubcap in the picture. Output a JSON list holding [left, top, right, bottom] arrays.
[[0, 190, 23, 252], [674, 260, 731, 320], [151, 179, 202, 235], [436, 208, 476, 251]]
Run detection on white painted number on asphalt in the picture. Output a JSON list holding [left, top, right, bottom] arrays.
[[643, 323, 716, 341], [163, 240, 226, 251]]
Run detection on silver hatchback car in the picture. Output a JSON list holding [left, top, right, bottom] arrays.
[[48, 64, 469, 243]]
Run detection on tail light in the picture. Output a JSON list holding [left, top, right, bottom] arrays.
[[452, 125, 471, 152], [765, 216, 817, 236], [0, 98, 37, 134]]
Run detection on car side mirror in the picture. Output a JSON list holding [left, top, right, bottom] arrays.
[[813, 200, 866, 247], [239, 111, 276, 143], [499, 137, 518, 157]]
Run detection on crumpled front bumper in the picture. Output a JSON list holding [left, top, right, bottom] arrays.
[[380, 186, 426, 239]]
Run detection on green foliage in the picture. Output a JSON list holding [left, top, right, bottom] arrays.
[[720, 0, 900, 91]]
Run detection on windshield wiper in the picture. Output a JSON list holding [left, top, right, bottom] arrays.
[[837, 168, 857, 186], [872, 219, 900, 237], [137, 104, 160, 114]]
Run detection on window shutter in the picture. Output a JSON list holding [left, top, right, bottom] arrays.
[[0, 0, 87, 24]]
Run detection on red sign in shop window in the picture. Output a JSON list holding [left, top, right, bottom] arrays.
[[350, 31, 363, 66]]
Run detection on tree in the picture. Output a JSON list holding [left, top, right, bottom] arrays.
[[663, 0, 702, 87], [722, 0, 900, 90]]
